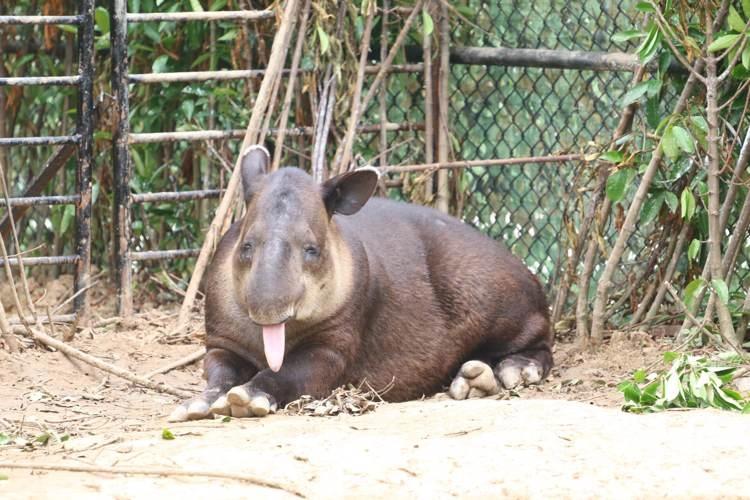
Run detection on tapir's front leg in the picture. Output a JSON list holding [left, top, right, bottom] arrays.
[[210, 344, 349, 418], [168, 348, 257, 422]]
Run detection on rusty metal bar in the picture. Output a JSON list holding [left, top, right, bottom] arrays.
[[0, 15, 83, 25], [449, 46, 644, 72], [0, 75, 81, 86], [0, 135, 79, 147], [130, 249, 200, 261], [73, 0, 95, 318], [0, 255, 79, 267], [128, 64, 421, 84], [379, 154, 585, 174], [128, 69, 268, 84], [131, 190, 223, 203], [126, 10, 274, 22], [364, 63, 423, 74], [129, 122, 423, 144], [111, 0, 133, 316], [0, 144, 76, 238], [2, 195, 79, 207]]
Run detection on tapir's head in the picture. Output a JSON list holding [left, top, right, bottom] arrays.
[[232, 145, 378, 371]]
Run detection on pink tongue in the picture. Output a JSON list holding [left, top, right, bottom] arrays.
[[262, 323, 286, 372]]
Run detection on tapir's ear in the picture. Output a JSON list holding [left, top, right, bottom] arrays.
[[240, 145, 270, 202], [321, 167, 379, 216]]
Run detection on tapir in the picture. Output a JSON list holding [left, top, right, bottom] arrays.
[[169, 145, 553, 421]]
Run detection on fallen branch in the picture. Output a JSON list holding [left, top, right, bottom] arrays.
[[0, 462, 304, 497], [21, 325, 194, 398], [146, 348, 205, 379]]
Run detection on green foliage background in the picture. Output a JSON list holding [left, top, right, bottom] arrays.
[[2, 0, 750, 333]]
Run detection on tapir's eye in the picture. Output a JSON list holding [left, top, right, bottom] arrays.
[[240, 242, 254, 261], [303, 244, 320, 259]]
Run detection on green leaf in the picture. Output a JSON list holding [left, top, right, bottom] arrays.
[[663, 351, 679, 363], [606, 168, 634, 202], [162, 428, 175, 440], [636, 1, 656, 12], [662, 126, 679, 160], [455, 4, 474, 17], [633, 369, 647, 383], [91, 182, 100, 205], [743, 402, 750, 414], [422, 9, 433, 37], [95, 7, 110, 34], [60, 204, 75, 235], [217, 30, 238, 42], [664, 373, 682, 402], [711, 279, 729, 305], [222, 416, 231, 422], [688, 239, 701, 261], [729, 6, 746, 33], [708, 34, 740, 52], [181, 100, 195, 121], [745, 0, 750, 19], [0, 474, 6, 480], [637, 24, 662, 63], [641, 193, 663, 225], [0, 433, 10, 445], [620, 81, 651, 106], [743, 44, 750, 70], [189, 0, 204, 12], [152, 55, 170, 73], [317, 26, 330, 55], [680, 188, 696, 220], [618, 381, 642, 403], [645, 78, 661, 97], [35, 433, 51, 445], [664, 191, 678, 213], [612, 30, 645, 43], [601, 151, 624, 163], [684, 278, 706, 309], [645, 96, 661, 129], [671, 126, 694, 154]]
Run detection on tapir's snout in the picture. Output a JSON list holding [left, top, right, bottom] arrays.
[[242, 243, 305, 326]]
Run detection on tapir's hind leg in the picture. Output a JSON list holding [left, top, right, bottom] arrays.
[[449, 312, 553, 400]]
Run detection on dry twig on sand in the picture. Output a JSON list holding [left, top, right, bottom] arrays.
[[146, 348, 205, 379], [0, 462, 305, 497]]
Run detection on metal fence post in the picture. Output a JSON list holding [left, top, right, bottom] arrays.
[[74, 0, 95, 319], [111, 0, 133, 316]]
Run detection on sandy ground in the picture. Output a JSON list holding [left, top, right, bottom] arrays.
[[1, 306, 749, 499]]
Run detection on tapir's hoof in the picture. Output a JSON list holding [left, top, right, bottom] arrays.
[[211, 385, 278, 418], [168, 396, 214, 422], [495, 357, 543, 389], [449, 360, 500, 400]]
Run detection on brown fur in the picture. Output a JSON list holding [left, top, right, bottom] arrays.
[[199, 148, 553, 408]]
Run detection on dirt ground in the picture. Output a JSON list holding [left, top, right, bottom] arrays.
[[1, 290, 750, 499]]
